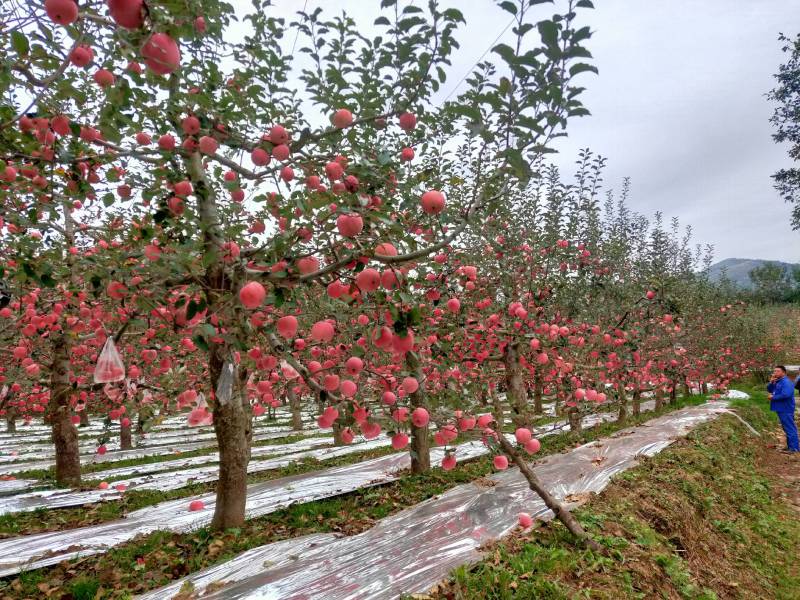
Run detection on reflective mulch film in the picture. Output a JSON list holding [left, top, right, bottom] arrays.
[[136, 534, 339, 600], [149, 402, 729, 600], [0, 400, 729, 581], [0, 436, 491, 576], [0, 436, 374, 516], [0, 479, 41, 496], [0, 426, 306, 475]]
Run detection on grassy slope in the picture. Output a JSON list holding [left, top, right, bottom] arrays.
[[0, 395, 711, 599], [431, 387, 800, 599]]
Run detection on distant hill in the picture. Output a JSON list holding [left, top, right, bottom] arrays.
[[708, 258, 799, 288]]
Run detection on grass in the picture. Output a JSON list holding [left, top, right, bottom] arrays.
[[431, 386, 800, 599], [0, 391, 715, 599]]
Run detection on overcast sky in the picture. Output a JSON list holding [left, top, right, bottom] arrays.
[[244, 1, 799, 263]]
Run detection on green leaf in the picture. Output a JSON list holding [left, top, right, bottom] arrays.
[[22, 262, 36, 281], [443, 8, 465, 23], [450, 104, 482, 122], [503, 148, 532, 179], [193, 334, 210, 352], [499, 1, 517, 14], [569, 62, 598, 77], [12, 31, 29, 55], [186, 299, 200, 321], [492, 43, 517, 66], [537, 20, 559, 48]]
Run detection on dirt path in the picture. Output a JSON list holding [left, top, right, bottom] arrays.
[[759, 423, 800, 515]]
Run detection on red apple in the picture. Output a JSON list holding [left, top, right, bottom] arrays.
[[142, 33, 181, 75]]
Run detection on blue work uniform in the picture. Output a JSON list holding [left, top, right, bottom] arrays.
[[767, 375, 799, 451]]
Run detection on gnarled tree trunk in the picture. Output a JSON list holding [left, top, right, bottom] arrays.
[[4, 398, 17, 433], [568, 406, 582, 432], [479, 387, 489, 407], [79, 409, 89, 427], [532, 371, 544, 415], [332, 420, 347, 446], [616, 384, 628, 423], [188, 150, 253, 531], [136, 406, 148, 435], [504, 342, 531, 428], [120, 412, 133, 450], [210, 359, 252, 530], [289, 387, 303, 431], [655, 388, 664, 411], [491, 386, 505, 430], [406, 351, 430, 473], [632, 386, 641, 417], [49, 333, 81, 487]]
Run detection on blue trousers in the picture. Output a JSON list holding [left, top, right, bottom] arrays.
[[776, 411, 800, 451]]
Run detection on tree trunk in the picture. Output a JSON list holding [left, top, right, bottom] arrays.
[[497, 434, 603, 552], [210, 362, 253, 531], [670, 384, 677, 404], [504, 342, 531, 428], [682, 379, 691, 398], [406, 351, 430, 474], [49, 333, 81, 487], [120, 416, 132, 450], [187, 148, 254, 531], [492, 387, 505, 430], [333, 420, 349, 446], [617, 384, 628, 423], [5, 403, 17, 434], [655, 388, 664, 411], [479, 387, 489, 407], [552, 384, 561, 416], [533, 372, 544, 415], [136, 407, 147, 435], [701, 382, 708, 395], [632, 386, 641, 417], [567, 406, 582, 432], [79, 409, 89, 427], [289, 388, 303, 431]]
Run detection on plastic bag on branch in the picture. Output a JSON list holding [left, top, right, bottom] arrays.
[[215, 361, 236, 406], [93, 338, 126, 384], [188, 393, 213, 427]]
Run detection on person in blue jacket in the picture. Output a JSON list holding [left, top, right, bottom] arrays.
[[767, 365, 799, 453]]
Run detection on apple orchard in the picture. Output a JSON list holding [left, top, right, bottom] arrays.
[[0, 0, 784, 552]]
